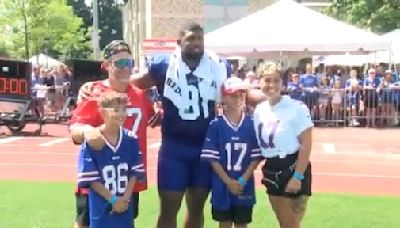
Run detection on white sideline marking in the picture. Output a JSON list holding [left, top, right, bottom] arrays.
[[313, 172, 400, 179], [322, 143, 336, 154], [0, 151, 74, 156], [253, 170, 400, 179], [0, 137, 23, 144], [39, 138, 70, 147], [0, 163, 76, 168]]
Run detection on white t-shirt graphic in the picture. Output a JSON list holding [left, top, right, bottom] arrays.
[[253, 96, 313, 158]]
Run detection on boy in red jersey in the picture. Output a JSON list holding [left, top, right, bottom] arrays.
[[70, 40, 153, 228]]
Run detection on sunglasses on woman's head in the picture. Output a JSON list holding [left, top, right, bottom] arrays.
[[113, 59, 134, 69]]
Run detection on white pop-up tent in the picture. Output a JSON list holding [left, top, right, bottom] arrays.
[[205, 0, 390, 58], [312, 54, 369, 66], [368, 29, 400, 63], [29, 53, 61, 68]]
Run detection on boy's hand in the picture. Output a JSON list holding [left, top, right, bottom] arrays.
[[111, 197, 130, 213], [85, 127, 105, 151], [226, 178, 243, 196]]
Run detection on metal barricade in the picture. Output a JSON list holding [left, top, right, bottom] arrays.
[[291, 87, 400, 128], [31, 84, 74, 122], [296, 88, 346, 127], [345, 87, 400, 128]]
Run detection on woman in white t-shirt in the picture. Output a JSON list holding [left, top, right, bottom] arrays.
[[253, 62, 314, 228]]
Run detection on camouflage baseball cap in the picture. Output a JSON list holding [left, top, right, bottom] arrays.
[[104, 40, 131, 59]]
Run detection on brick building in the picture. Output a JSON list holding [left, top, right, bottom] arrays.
[[122, 0, 329, 58], [150, 0, 329, 38]]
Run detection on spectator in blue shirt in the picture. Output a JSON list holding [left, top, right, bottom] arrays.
[[287, 74, 302, 101], [363, 68, 381, 128], [300, 63, 319, 119], [345, 70, 363, 127]]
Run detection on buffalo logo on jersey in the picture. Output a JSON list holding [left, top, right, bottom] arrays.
[[166, 77, 217, 96]]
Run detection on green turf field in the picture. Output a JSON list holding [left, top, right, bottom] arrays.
[[0, 181, 399, 228]]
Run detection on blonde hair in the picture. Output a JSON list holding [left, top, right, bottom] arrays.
[[258, 62, 281, 78], [98, 92, 127, 109]]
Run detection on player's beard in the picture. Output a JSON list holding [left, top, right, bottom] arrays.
[[183, 49, 204, 66]]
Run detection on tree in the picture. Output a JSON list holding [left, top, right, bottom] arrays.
[[0, 0, 91, 60], [0, 45, 9, 58], [67, 0, 92, 28], [326, 0, 400, 34], [97, 0, 126, 49], [68, 0, 128, 55], [66, 0, 94, 59]]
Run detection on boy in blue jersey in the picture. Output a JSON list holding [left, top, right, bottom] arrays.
[[201, 77, 262, 228], [77, 92, 144, 228]]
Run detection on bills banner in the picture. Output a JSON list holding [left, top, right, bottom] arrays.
[[143, 39, 177, 54]]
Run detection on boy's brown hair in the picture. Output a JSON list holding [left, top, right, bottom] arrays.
[[97, 92, 127, 109]]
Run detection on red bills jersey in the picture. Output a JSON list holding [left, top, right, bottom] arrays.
[[71, 80, 153, 193]]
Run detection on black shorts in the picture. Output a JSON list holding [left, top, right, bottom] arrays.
[[261, 153, 312, 198], [363, 90, 379, 109], [302, 94, 318, 109], [212, 206, 253, 225], [75, 191, 140, 226]]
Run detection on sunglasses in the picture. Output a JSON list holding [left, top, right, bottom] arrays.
[[113, 59, 134, 69]]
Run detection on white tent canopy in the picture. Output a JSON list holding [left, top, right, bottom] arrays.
[[312, 55, 369, 66], [205, 0, 390, 58], [368, 29, 400, 63], [29, 54, 61, 68]]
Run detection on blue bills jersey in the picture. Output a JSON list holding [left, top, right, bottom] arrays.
[[148, 53, 231, 146], [77, 128, 144, 228], [201, 114, 262, 209]]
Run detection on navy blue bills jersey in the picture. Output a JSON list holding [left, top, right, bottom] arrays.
[[77, 128, 144, 228], [148, 53, 231, 146], [201, 115, 262, 209]]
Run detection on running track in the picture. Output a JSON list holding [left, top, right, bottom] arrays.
[[0, 124, 399, 196]]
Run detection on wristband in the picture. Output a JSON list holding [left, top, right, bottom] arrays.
[[108, 195, 118, 206], [238, 177, 247, 187], [292, 171, 304, 181]]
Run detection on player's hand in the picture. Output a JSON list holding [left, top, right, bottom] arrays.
[[111, 197, 130, 213], [77, 81, 95, 104], [227, 178, 243, 196], [285, 178, 302, 194], [84, 127, 105, 151]]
